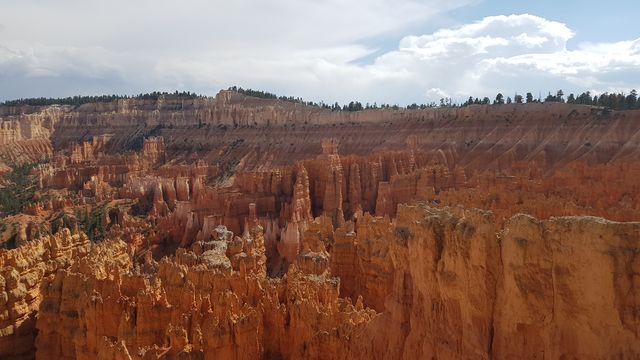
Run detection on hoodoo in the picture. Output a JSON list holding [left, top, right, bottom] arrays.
[[0, 91, 639, 359]]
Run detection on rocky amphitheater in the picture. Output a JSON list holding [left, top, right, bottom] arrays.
[[0, 90, 638, 359]]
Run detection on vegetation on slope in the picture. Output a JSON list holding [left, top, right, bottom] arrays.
[[0, 91, 203, 107], [463, 89, 640, 110], [0, 163, 38, 217], [232, 86, 640, 112], [2, 87, 639, 112], [75, 207, 108, 242]]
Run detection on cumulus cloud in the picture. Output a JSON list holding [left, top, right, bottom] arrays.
[[0, 4, 638, 104], [372, 14, 639, 102]]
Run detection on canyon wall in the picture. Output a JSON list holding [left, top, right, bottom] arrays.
[[0, 229, 91, 360], [333, 205, 640, 359], [21, 206, 640, 359], [2, 91, 640, 171], [0, 93, 638, 359]]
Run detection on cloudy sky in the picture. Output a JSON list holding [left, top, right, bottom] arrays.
[[1, 0, 639, 104]]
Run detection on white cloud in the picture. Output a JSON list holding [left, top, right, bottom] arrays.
[[0, 0, 473, 100], [0, 5, 639, 104], [425, 88, 450, 99], [514, 33, 548, 47], [369, 14, 639, 101], [0, 43, 124, 78]]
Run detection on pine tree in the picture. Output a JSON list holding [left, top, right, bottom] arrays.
[[626, 90, 637, 109]]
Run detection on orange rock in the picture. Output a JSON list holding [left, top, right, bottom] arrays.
[[0, 229, 91, 359], [35, 224, 373, 360], [1, 95, 639, 359]]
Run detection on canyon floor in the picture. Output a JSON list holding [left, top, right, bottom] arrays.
[[0, 91, 639, 359]]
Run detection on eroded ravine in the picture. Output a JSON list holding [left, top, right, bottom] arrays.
[[0, 92, 638, 359]]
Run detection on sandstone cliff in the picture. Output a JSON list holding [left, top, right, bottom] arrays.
[[0, 229, 91, 359], [2, 91, 640, 172], [35, 224, 374, 360], [0, 92, 638, 359], [23, 206, 640, 359], [336, 205, 639, 359]]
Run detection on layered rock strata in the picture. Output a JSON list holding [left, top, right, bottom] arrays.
[[23, 206, 640, 359], [2, 92, 640, 172], [0, 229, 91, 359], [0, 93, 639, 359], [35, 225, 374, 359]]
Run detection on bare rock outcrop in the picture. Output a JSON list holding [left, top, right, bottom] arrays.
[[0, 229, 91, 359], [35, 224, 374, 359], [0, 94, 639, 359], [334, 205, 640, 359], [493, 215, 640, 359]]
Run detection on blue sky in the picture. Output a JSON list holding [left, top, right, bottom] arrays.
[[450, 1, 639, 44], [0, 0, 638, 104], [358, 1, 640, 61]]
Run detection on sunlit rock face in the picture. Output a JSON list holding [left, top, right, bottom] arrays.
[[0, 229, 91, 359], [0, 92, 639, 359]]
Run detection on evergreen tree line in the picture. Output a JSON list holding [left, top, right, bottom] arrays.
[[3, 87, 639, 112], [233, 86, 640, 112], [1, 91, 203, 107], [461, 89, 640, 110], [229, 86, 332, 109], [230, 86, 433, 111]]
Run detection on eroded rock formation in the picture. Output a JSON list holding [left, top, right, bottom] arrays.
[[0, 92, 638, 359], [35, 224, 374, 360], [0, 229, 91, 359], [23, 206, 640, 360]]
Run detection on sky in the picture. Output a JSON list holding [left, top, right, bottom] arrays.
[[0, 0, 639, 104]]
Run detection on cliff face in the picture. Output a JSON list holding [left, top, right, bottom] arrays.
[[35, 224, 374, 360], [0, 229, 91, 360], [0, 111, 56, 146], [0, 93, 639, 359], [25, 206, 640, 360], [494, 215, 640, 359], [2, 91, 640, 171], [342, 206, 640, 359], [0, 107, 57, 167]]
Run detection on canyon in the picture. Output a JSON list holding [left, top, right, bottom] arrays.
[[0, 91, 638, 359]]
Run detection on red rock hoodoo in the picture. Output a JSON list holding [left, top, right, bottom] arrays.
[[0, 91, 638, 359]]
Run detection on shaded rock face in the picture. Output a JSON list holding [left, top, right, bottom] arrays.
[[0, 94, 639, 359], [494, 215, 640, 359], [331, 205, 640, 359], [12, 206, 638, 360]]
